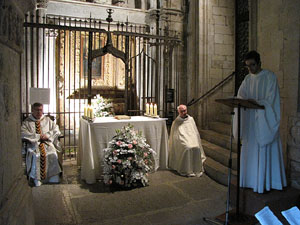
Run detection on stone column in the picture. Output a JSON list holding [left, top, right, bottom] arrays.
[[0, 1, 36, 224], [186, 0, 200, 124], [159, 0, 185, 111], [187, 0, 235, 128]]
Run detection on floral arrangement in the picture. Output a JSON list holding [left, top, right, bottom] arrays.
[[92, 94, 114, 117], [103, 124, 155, 187]]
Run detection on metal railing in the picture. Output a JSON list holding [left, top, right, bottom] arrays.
[[187, 71, 235, 107]]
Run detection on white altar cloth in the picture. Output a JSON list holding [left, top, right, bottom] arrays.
[[78, 116, 168, 184]]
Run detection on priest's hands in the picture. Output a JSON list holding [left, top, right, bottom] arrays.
[[40, 134, 49, 141]]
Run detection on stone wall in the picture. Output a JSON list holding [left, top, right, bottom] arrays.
[[256, 0, 300, 182], [0, 0, 36, 224], [187, 0, 235, 128], [46, 0, 149, 24], [288, 116, 300, 189]]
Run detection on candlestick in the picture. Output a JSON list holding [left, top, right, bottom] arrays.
[[154, 104, 157, 116], [150, 103, 153, 116], [146, 103, 150, 115]]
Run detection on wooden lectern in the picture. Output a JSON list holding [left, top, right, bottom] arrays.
[[214, 97, 264, 225]]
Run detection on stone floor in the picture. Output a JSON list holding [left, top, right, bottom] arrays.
[[32, 159, 232, 225]]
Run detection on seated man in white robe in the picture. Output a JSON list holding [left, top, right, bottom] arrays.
[[234, 50, 287, 193], [168, 104, 206, 177], [21, 102, 62, 186]]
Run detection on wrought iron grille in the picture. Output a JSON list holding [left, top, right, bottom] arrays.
[[235, 0, 249, 95], [21, 10, 181, 159]]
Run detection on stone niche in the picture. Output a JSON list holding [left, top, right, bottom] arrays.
[[287, 115, 300, 189]]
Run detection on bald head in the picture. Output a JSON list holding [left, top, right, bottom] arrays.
[[177, 104, 187, 118]]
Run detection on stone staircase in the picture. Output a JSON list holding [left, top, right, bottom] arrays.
[[200, 115, 300, 220], [200, 117, 238, 186]]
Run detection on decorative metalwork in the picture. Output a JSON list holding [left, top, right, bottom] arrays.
[[235, 0, 249, 95], [106, 9, 114, 23], [22, 11, 182, 159]]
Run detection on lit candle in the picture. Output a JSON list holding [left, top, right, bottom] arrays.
[[83, 106, 87, 116], [90, 107, 94, 119], [86, 106, 89, 118], [146, 103, 150, 115], [150, 103, 153, 116], [154, 104, 157, 116], [88, 105, 91, 118]]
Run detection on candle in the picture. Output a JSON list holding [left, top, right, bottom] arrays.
[[146, 103, 150, 115], [87, 106, 90, 118], [154, 104, 157, 116], [90, 107, 94, 119], [150, 103, 153, 116], [84, 106, 87, 117], [87, 105, 92, 118]]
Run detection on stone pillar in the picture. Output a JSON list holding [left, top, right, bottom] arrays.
[[0, 1, 36, 224], [187, 0, 235, 128], [159, 0, 185, 117]]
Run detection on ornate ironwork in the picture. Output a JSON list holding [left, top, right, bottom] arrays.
[[235, 0, 249, 95]]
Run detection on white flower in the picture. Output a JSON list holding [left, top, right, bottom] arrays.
[[102, 124, 155, 187], [92, 95, 114, 117]]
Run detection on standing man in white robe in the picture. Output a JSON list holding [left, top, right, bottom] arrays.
[[234, 50, 287, 193], [21, 102, 62, 186], [168, 105, 206, 177]]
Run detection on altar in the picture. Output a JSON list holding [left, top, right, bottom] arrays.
[[78, 116, 169, 184]]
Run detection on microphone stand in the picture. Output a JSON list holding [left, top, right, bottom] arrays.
[[203, 112, 234, 225]]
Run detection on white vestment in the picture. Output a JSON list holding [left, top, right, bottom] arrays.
[[21, 115, 62, 183], [234, 69, 287, 193], [168, 115, 206, 176]]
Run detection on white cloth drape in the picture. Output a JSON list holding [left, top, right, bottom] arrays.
[[21, 115, 62, 181], [78, 116, 169, 184], [168, 115, 206, 176], [233, 69, 287, 193]]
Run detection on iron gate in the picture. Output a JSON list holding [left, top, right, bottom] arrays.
[[21, 9, 181, 159]]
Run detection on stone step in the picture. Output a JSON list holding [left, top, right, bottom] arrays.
[[200, 129, 237, 153], [217, 112, 232, 125], [229, 183, 300, 222], [202, 139, 237, 171], [209, 121, 232, 136], [204, 157, 237, 186]]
